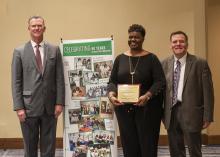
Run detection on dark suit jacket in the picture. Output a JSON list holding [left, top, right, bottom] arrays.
[[12, 41, 65, 117], [162, 53, 214, 132]]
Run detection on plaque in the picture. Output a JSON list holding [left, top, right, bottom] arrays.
[[117, 84, 140, 103]]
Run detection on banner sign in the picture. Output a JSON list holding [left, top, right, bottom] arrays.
[[63, 40, 112, 56], [61, 38, 117, 157]]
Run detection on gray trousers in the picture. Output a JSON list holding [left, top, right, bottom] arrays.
[[168, 102, 202, 157], [20, 113, 57, 157]]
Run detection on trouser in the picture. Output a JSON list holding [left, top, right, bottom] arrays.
[[115, 103, 162, 157], [20, 113, 57, 157], [168, 102, 202, 157]]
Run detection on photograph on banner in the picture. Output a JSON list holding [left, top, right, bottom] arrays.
[[74, 57, 92, 71], [67, 108, 81, 125], [80, 100, 100, 117], [64, 128, 80, 151], [93, 130, 115, 145], [72, 147, 87, 157], [66, 131, 93, 157], [99, 97, 113, 119], [88, 143, 111, 157], [65, 101, 81, 128], [83, 71, 99, 85], [78, 115, 105, 132], [104, 119, 115, 131], [93, 56, 113, 83], [86, 84, 108, 99], [68, 69, 86, 99], [93, 60, 113, 79], [68, 70, 83, 87]]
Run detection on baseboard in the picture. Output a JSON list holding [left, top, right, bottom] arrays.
[[116, 135, 176, 147], [0, 138, 63, 149], [206, 135, 220, 145], [0, 135, 219, 149], [117, 134, 214, 147]]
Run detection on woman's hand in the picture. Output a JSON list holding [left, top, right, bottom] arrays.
[[134, 92, 151, 106], [108, 95, 124, 106]]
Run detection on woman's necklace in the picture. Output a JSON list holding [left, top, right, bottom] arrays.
[[129, 56, 140, 84]]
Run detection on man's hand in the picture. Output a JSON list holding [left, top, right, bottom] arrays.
[[55, 104, 63, 118], [16, 109, 26, 122], [202, 121, 211, 129]]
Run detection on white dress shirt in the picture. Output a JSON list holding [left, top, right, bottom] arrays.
[[173, 53, 187, 102]]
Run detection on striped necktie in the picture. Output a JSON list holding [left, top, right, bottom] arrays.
[[35, 45, 43, 73], [172, 60, 181, 105]]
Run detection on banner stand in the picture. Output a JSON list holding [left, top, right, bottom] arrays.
[[60, 38, 117, 157]]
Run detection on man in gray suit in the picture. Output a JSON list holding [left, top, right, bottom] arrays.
[[11, 16, 65, 157], [162, 31, 214, 157]]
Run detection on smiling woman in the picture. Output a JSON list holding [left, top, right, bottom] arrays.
[[107, 24, 166, 157]]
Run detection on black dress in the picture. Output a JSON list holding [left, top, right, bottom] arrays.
[[108, 53, 166, 157]]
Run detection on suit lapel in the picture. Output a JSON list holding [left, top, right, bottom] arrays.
[[167, 56, 174, 93], [183, 54, 193, 90], [42, 43, 48, 75], [167, 57, 174, 108]]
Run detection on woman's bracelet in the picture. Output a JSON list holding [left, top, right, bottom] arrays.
[[145, 94, 151, 101], [146, 95, 151, 101], [108, 95, 115, 100]]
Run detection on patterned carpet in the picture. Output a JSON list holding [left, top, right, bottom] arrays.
[[0, 146, 220, 157]]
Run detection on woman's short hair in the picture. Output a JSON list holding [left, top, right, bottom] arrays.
[[128, 24, 146, 38]]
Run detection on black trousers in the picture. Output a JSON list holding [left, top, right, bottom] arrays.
[[20, 113, 57, 157], [168, 102, 202, 157], [115, 103, 162, 157]]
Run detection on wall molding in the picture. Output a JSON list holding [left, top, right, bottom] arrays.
[[0, 135, 219, 149], [0, 138, 63, 149]]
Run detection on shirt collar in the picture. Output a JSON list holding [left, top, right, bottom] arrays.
[[31, 40, 44, 48], [174, 53, 187, 65]]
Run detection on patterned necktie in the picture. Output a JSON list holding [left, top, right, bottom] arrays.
[[172, 60, 181, 105], [35, 45, 43, 73]]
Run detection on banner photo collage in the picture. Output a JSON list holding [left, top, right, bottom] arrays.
[[61, 38, 117, 157]]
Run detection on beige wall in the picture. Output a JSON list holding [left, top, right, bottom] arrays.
[[0, 0, 218, 138], [206, 0, 220, 135]]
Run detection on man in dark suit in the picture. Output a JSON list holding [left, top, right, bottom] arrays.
[[11, 16, 65, 157], [162, 31, 214, 157]]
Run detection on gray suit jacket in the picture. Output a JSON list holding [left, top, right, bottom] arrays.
[[12, 41, 65, 117], [162, 53, 214, 132]]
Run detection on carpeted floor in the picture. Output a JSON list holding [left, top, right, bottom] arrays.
[[0, 146, 220, 157]]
